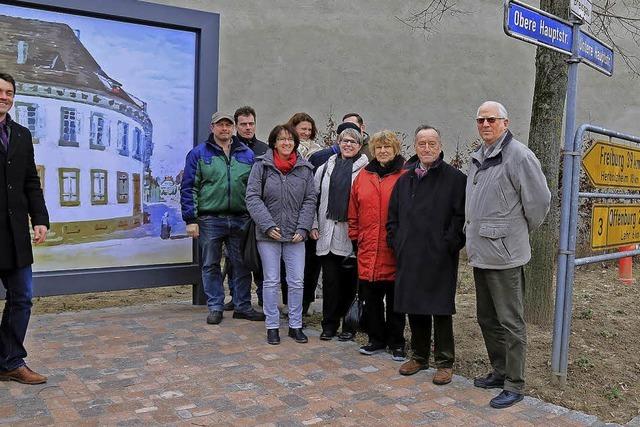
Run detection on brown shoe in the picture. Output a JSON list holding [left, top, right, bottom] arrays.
[[0, 365, 47, 385], [433, 367, 453, 385], [399, 359, 428, 376]]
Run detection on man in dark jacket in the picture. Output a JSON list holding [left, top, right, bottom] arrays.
[[0, 73, 49, 385], [223, 106, 269, 310], [181, 111, 265, 325], [387, 125, 466, 386]]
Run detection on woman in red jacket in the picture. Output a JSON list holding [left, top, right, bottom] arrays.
[[348, 130, 407, 361]]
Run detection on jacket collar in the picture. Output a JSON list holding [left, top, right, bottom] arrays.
[[365, 154, 405, 176], [329, 152, 369, 172], [471, 130, 513, 171]]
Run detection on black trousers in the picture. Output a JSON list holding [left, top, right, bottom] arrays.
[[320, 253, 357, 334], [408, 314, 455, 368], [360, 281, 406, 349], [302, 239, 321, 307]]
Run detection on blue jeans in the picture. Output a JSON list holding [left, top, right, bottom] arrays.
[[0, 266, 33, 371], [257, 240, 305, 329], [199, 215, 252, 313]]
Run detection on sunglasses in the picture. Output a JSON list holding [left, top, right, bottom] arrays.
[[476, 117, 505, 125]]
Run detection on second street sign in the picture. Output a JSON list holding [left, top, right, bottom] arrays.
[[582, 140, 640, 189], [592, 204, 640, 249]]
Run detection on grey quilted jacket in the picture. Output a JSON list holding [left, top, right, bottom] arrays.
[[245, 149, 317, 242]]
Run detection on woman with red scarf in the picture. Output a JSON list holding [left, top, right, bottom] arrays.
[[246, 124, 317, 345]]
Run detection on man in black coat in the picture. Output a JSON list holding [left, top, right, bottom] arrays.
[[0, 73, 49, 384], [387, 125, 466, 385]]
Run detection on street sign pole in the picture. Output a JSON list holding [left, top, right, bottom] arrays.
[[552, 18, 582, 387]]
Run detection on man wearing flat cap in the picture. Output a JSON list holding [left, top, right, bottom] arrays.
[[181, 111, 265, 325]]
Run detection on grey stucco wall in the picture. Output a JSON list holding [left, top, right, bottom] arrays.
[[147, 0, 639, 158]]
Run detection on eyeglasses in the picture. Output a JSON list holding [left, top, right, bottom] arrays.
[[340, 139, 360, 146], [476, 117, 505, 125], [276, 137, 295, 142]]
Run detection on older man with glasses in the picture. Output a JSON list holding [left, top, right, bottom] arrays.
[[465, 101, 550, 409]]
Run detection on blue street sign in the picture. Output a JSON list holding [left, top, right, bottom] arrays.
[[504, 0, 573, 55], [578, 31, 614, 76], [504, 0, 614, 77]]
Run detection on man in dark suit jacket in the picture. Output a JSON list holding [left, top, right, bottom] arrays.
[[0, 73, 49, 384]]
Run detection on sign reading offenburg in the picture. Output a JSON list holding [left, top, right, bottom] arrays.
[[582, 140, 640, 189], [504, 0, 614, 76], [591, 204, 640, 249]]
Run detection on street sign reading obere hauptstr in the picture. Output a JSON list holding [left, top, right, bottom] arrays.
[[504, 0, 613, 76], [582, 140, 640, 189]]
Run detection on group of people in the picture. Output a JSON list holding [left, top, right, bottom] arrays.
[[0, 66, 551, 410], [180, 101, 551, 409]]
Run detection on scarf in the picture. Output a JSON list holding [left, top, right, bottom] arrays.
[[273, 150, 297, 175], [366, 155, 405, 177], [326, 155, 354, 221]]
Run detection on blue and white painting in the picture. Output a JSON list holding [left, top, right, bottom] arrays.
[[0, 3, 196, 271]]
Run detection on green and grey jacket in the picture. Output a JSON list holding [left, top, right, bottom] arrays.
[[180, 135, 254, 224], [465, 130, 551, 269]]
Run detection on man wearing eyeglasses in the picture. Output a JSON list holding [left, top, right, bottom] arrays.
[[465, 101, 550, 409]]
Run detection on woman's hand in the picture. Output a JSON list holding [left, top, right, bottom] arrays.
[[292, 233, 304, 243], [309, 228, 319, 240], [267, 227, 282, 240]]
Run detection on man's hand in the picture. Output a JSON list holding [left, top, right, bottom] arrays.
[[267, 227, 282, 240], [292, 233, 304, 243], [186, 223, 199, 238], [309, 229, 319, 240], [33, 225, 47, 244]]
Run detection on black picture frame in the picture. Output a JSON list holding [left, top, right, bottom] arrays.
[[0, 0, 218, 299]]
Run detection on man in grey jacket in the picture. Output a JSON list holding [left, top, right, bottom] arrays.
[[466, 101, 551, 409]]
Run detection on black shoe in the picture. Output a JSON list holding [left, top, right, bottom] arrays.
[[232, 309, 266, 321], [337, 331, 355, 341], [359, 342, 386, 355], [206, 310, 223, 325], [490, 390, 524, 409], [267, 328, 280, 345], [473, 372, 505, 389], [288, 328, 308, 343], [391, 347, 406, 361], [319, 330, 336, 341], [223, 300, 234, 311]]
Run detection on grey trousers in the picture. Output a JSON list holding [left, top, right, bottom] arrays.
[[257, 240, 305, 330], [474, 266, 526, 393]]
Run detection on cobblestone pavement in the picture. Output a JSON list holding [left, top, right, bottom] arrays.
[[0, 302, 619, 426]]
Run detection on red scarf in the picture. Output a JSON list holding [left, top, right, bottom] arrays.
[[273, 151, 297, 175]]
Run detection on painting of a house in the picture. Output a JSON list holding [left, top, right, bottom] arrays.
[[0, 6, 196, 272]]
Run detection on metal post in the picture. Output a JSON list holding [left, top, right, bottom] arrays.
[[551, 20, 582, 386]]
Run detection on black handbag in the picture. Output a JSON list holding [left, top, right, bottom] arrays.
[[241, 166, 267, 273], [344, 291, 365, 333], [241, 219, 261, 272]]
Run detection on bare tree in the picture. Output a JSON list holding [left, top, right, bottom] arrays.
[[399, 0, 640, 325]]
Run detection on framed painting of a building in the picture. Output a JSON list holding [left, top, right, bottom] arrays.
[[0, 0, 219, 297]]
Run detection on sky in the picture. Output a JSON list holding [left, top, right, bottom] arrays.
[[0, 4, 197, 178]]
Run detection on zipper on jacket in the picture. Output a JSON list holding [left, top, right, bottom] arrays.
[[225, 153, 231, 212]]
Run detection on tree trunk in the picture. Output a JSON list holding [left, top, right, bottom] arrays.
[[523, 0, 570, 325]]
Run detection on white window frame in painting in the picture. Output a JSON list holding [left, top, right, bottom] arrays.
[[91, 169, 108, 205]]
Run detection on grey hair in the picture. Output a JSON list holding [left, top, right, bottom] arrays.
[[477, 101, 509, 119], [414, 124, 441, 138], [338, 128, 362, 144]]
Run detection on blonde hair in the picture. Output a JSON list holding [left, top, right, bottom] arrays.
[[369, 130, 401, 156]]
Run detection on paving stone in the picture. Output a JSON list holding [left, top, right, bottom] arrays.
[[0, 303, 613, 426]]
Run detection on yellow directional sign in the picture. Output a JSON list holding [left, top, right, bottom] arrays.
[[582, 140, 640, 189], [591, 204, 640, 249]]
